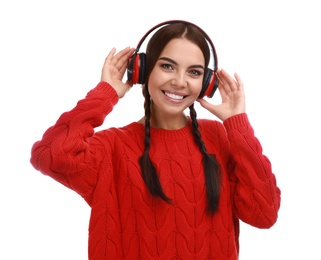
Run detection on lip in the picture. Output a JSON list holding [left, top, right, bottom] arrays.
[[162, 90, 187, 97], [161, 90, 187, 103]]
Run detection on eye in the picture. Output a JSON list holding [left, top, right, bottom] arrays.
[[189, 69, 203, 77], [160, 63, 174, 70]]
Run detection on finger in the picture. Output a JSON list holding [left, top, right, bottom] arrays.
[[219, 69, 237, 88], [216, 70, 231, 94], [215, 70, 231, 98], [101, 48, 116, 80], [197, 98, 214, 112], [216, 77, 227, 98], [113, 47, 135, 70], [217, 69, 238, 93], [105, 47, 117, 64], [234, 72, 244, 91]]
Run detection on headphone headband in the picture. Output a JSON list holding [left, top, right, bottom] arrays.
[[134, 20, 217, 71]]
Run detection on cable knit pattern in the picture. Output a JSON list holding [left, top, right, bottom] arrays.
[[30, 82, 281, 259]]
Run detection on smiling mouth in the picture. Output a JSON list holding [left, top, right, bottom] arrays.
[[163, 91, 186, 100]]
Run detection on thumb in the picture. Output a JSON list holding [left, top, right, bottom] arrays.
[[196, 98, 222, 120], [197, 98, 213, 112]]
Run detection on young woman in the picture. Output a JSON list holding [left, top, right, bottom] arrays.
[[30, 20, 281, 259]]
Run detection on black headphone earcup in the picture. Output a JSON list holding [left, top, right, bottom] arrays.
[[138, 53, 146, 84], [199, 68, 218, 98]]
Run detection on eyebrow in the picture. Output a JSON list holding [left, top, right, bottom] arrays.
[[159, 57, 205, 70]]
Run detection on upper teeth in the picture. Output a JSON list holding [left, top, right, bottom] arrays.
[[165, 92, 184, 100]]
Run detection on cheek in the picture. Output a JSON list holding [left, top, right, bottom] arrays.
[[147, 69, 166, 93], [190, 80, 203, 96], [146, 76, 156, 96], [147, 71, 157, 88]]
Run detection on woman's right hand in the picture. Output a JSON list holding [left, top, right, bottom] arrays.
[[101, 47, 136, 98]]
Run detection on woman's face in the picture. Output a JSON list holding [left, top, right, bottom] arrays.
[[147, 38, 205, 118]]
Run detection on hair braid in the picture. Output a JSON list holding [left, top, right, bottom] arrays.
[[139, 85, 171, 202], [189, 104, 221, 214]]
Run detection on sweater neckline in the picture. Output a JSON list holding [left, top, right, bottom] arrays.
[[127, 121, 193, 140]]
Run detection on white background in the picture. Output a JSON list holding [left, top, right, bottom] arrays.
[[1, 0, 320, 259]]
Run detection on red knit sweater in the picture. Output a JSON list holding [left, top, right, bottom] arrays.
[[30, 82, 280, 259]]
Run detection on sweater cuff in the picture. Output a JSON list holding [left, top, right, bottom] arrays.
[[223, 113, 250, 132]]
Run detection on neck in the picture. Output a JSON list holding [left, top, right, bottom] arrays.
[[138, 113, 189, 130]]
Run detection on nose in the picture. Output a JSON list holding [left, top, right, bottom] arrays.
[[170, 71, 187, 88]]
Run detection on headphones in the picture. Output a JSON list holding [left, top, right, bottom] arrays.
[[127, 20, 218, 98]]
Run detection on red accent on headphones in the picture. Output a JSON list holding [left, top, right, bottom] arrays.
[[133, 55, 139, 84], [203, 70, 216, 98]]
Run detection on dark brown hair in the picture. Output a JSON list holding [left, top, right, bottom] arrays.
[[139, 22, 221, 214]]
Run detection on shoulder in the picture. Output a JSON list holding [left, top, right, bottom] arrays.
[[197, 118, 225, 135], [197, 118, 221, 127], [195, 118, 229, 156], [94, 122, 145, 144]]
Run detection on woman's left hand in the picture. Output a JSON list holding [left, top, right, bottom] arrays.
[[197, 69, 246, 121]]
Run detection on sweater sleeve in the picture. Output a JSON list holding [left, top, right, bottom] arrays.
[[223, 113, 281, 229], [30, 82, 119, 205]]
